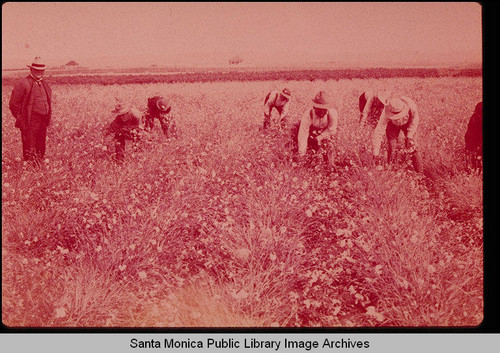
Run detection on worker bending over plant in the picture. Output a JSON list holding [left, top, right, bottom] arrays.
[[359, 90, 391, 128], [263, 88, 292, 130], [291, 90, 339, 166], [144, 96, 177, 138], [106, 103, 143, 163], [372, 96, 423, 173]]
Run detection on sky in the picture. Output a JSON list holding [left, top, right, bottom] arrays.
[[2, 2, 483, 69]]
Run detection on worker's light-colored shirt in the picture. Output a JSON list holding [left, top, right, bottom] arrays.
[[372, 96, 419, 156], [108, 106, 143, 135], [264, 90, 290, 118], [298, 107, 339, 156]]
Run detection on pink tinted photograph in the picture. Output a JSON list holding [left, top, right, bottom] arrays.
[[2, 2, 482, 327]]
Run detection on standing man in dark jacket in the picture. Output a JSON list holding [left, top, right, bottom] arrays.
[[9, 57, 52, 165]]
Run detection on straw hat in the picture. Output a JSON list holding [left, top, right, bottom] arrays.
[[281, 88, 292, 100], [156, 98, 171, 113], [111, 103, 130, 115], [385, 98, 409, 122], [312, 91, 330, 109], [27, 57, 46, 71]]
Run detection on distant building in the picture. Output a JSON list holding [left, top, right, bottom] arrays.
[[229, 56, 243, 65], [64, 60, 79, 69]]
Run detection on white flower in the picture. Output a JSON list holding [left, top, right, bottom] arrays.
[[231, 290, 249, 300], [54, 307, 67, 319], [191, 311, 202, 319], [235, 248, 251, 261], [366, 306, 385, 322]]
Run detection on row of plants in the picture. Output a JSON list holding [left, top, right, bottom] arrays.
[[2, 68, 481, 86]]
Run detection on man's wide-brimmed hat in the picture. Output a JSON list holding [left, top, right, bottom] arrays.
[[385, 98, 409, 121], [156, 98, 171, 113], [111, 103, 130, 115], [281, 88, 292, 100], [27, 57, 46, 71], [312, 91, 330, 109]]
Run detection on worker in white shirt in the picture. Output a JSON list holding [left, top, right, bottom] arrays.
[[263, 88, 292, 130], [372, 96, 423, 173], [292, 91, 339, 165], [359, 90, 391, 127]]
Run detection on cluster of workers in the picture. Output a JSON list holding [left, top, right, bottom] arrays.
[[262, 87, 482, 173], [9, 57, 483, 172], [105, 95, 177, 162]]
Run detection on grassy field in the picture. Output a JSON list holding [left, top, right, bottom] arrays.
[[2, 75, 483, 327]]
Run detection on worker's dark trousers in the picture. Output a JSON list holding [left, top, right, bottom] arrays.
[[20, 112, 49, 164], [386, 122, 423, 173], [113, 130, 140, 163]]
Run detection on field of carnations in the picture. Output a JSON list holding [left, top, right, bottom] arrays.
[[2, 73, 483, 327]]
